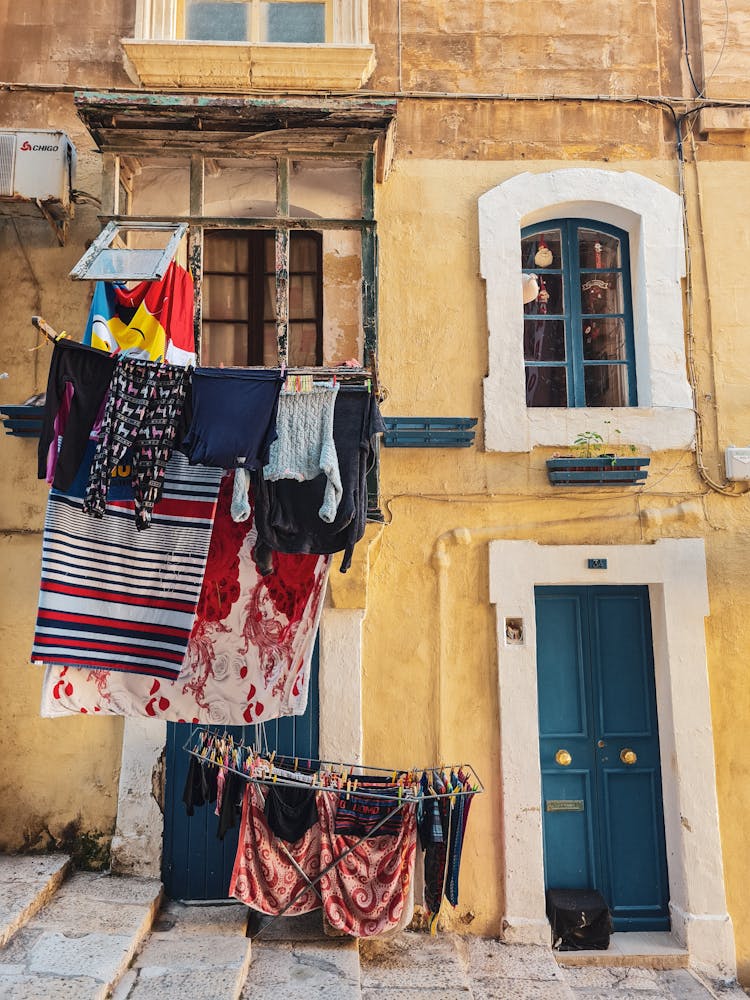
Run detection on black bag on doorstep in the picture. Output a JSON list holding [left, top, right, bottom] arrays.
[[546, 888, 613, 951]]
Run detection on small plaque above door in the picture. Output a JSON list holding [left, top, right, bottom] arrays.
[[546, 799, 585, 812]]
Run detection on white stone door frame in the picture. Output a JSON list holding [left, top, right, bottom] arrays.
[[489, 538, 735, 979], [110, 604, 364, 878]]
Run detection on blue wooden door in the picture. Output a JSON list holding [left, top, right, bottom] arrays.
[[536, 586, 669, 931], [162, 638, 319, 900]]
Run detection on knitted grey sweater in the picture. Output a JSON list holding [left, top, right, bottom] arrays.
[[263, 384, 343, 522]]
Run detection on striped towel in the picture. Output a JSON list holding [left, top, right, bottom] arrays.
[[31, 443, 221, 680]]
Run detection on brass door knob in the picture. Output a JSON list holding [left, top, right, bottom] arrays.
[[555, 749, 572, 766], [620, 748, 637, 765]]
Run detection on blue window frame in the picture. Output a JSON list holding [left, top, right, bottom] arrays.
[[522, 219, 637, 408]]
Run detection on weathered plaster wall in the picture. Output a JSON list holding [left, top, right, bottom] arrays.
[[369, 0, 678, 95], [0, 90, 124, 856]]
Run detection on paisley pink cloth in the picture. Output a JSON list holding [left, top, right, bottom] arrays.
[[230, 784, 322, 915], [316, 792, 417, 937], [39, 478, 329, 724]]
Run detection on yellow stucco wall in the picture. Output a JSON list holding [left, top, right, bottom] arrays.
[[365, 155, 750, 982]]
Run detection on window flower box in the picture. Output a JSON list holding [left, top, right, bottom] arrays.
[[546, 455, 650, 486]]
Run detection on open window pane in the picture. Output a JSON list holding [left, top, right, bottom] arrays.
[[263, 2, 326, 42], [186, 1, 249, 40], [322, 229, 362, 365], [130, 158, 190, 218], [70, 221, 187, 281], [204, 158, 277, 218], [584, 364, 629, 406], [526, 366, 567, 407], [289, 160, 362, 219]]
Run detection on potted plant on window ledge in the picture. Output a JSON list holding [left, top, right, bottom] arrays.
[[546, 429, 650, 486]]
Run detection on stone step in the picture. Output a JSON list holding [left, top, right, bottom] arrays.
[[113, 901, 251, 1000], [554, 929, 690, 970], [240, 910, 361, 999], [0, 854, 72, 950], [0, 871, 162, 1000]]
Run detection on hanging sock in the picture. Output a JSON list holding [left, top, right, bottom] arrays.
[[231, 467, 252, 522]]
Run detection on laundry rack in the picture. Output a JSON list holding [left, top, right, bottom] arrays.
[[182, 725, 484, 938]]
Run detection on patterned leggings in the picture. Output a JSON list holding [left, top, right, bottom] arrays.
[[84, 357, 188, 529]]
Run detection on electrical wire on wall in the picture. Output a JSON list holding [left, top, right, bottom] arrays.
[[680, 0, 730, 98]]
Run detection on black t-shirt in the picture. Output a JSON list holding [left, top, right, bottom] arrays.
[[253, 388, 384, 573]]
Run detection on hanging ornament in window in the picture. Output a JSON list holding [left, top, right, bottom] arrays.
[[537, 276, 549, 314], [594, 241, 603, 268], [534, 239, 553, 268]]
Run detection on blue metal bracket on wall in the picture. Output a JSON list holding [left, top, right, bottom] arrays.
[[382, 417, 477, 448], [0, 405, 44, 438]]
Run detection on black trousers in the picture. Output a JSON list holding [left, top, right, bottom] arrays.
[[38, 339, 118, 492]]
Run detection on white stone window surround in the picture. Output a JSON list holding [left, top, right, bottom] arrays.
[[489, 538, 736, 981], [478, 169, 695, 453]]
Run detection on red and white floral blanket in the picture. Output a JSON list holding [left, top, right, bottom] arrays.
[[40, 478, 329, 724], [317, 792, 417, 937], [230, 783, 322, 915]]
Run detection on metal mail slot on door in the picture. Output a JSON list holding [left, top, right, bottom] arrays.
[[546, 800, 585, 812]]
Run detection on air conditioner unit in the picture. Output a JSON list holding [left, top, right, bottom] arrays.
[[0, 130, 76, 239]]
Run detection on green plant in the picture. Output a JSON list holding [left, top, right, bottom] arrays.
[[571, 423, 638, 465], [573, 430, 605, 458]]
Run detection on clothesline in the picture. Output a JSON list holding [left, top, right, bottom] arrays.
[[29, 316, 384, 399], [185, 725, 483, 939], [184, 726, 484, 803]]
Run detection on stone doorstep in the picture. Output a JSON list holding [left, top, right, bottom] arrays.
[[0, 872, 163, 1000], [118, 902, 252, 1000], [0, 854, 72, 949], [554, 932, 689, 970]]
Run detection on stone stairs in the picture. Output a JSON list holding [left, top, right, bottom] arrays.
[[1, 854, 748, 999], [0, 855, 161, 999]]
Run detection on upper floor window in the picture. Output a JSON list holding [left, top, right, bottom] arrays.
[[478, 169, 694, 453], [184, 0, 329, 43], [522, 219, 636, 409], [202, 230, 323, 366], [125, 0, 375, 91]]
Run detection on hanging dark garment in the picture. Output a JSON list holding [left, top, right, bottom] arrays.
[[263, 783, 319, 843], [419, 773, 451, 922], [334, 779, 404, 838], [181, 368, 283, 470], [445, 780, 473, 906], [38, 338, 118, 492], [182, 758, 218, 816], [217, 771, 245, 840], [254, 389, 384, 574]]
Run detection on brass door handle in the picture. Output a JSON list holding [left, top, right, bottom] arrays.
[[555, 749, 572, 766], [620, 748, 637, 765]]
